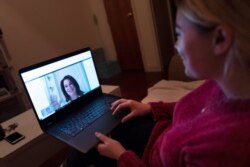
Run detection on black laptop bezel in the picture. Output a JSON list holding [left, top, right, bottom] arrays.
[[19, 47, 103, 129]]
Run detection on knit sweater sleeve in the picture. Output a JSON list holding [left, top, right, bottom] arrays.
[[149, 101, 176, 121], [117, 102, 175, 167]]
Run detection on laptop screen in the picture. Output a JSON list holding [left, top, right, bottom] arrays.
[[20, 48, 100, 120]]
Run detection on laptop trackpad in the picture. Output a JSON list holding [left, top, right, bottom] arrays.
[[71, 112, 120, 153]]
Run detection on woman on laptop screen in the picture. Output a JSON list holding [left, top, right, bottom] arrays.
[[60, 75, 84, 102]]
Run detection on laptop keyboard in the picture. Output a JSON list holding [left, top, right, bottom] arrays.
[[56, 96, 118, 137]]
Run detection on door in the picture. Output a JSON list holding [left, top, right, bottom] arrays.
[[104, 0, 144, 71]]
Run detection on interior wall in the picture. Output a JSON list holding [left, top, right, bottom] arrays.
[[0, 0, 102, 92], [0, 0, 164, 97], [89, 0, 117, 61], [130, 0, 161, 72]]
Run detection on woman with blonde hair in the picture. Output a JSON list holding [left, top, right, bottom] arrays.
[[64, 1, 250, 166]]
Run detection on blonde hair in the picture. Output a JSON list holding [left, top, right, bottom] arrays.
[[175, 0, 250, 71]]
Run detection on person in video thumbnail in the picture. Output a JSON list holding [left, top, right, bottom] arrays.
[[60, 75, 84, 102]]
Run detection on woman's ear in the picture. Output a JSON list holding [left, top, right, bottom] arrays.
[[213, 25, 234, 56]]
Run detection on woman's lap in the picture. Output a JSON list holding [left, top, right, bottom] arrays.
[[64, 115, 155, 167]]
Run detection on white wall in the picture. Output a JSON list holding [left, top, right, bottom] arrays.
[[0, 0, 102, 89], [131, 0, 161, 72], [0, 0, 161, 93], [88, 0, 117, 61]]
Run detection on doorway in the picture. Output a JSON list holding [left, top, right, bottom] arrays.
[[150, 0, 176, 78], [104, 0, 144, 71]]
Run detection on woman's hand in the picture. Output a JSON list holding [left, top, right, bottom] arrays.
[[111, 99, 152, 123], [95, 132, 126, 160]]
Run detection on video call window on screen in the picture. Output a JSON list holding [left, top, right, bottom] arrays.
[[22, 51, 100, 120]]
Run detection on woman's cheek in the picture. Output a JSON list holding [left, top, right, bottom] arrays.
[[175, 42, 185, 60]]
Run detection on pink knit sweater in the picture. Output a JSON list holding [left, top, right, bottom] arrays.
[[118, 80, 250, 167]]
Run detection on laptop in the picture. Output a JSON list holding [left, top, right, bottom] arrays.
[[19, 47, 122, 153]]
